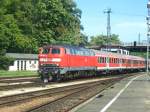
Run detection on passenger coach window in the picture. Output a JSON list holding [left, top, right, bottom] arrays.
[[51, 48, 60, 54]]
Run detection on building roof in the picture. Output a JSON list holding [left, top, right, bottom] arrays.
[[6, 53, 38, 60]]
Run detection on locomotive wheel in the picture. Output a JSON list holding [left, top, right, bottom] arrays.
[[41, 73, 49, 83], [43, 78, 49, 83], [55, 74, 63, 82]]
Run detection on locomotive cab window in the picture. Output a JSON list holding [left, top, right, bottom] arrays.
[[51, 48, 60, 54], [43, 48, 50, 54]]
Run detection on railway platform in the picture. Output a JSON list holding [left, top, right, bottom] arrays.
[[72, 73, 150, 112]]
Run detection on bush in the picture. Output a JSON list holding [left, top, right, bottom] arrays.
[[0, 56, 14, 70]]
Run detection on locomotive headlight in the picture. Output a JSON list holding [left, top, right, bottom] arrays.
[[51, 58, 61, 62], [39, 58, 43, 62]]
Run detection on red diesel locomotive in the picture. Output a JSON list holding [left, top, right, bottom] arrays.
[[38, 45, 146, 82]]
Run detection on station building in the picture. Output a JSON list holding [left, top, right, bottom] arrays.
[[6, 53, 38, 71]]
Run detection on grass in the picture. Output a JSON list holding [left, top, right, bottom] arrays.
[[0, 70, 38, 77]]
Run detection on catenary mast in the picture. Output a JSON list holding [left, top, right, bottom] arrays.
[[147, 0, 150, 76], [104, 8, 112, 39], [104, 8, 112, 51]]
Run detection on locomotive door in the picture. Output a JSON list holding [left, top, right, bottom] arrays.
[[67, 48, 76, 67], [65, 48, 70, 68]]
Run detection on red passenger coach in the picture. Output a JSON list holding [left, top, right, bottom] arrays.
[[38, 45, 146, 82]]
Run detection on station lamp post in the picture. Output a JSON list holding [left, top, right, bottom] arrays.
[[147, 0, 150, 76]]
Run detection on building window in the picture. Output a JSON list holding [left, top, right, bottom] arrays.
[[21, 61, 23, 70], [34, 60, 36, 64], [24, 61, 26, 70], [17, 60, 19, 70], [29, 60, 32, 64]]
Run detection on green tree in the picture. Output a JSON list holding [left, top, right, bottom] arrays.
[[110, 34, 121, 45], [90, 34, 120, 46], [0, 0, 84, 70], [0, 0, 83, 54], [28, 0, 82, 45]]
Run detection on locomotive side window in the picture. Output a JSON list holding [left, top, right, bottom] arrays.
[[70, 48, 74, 55], [84, 50, 89, 56], [66, 48, 70, 54], [51, 48, 60, 54], [75, 49, 78, 55]]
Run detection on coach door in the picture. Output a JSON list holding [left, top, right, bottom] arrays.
[[106, 57, 109, 70]]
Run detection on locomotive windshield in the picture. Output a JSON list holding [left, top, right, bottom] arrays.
[[51, 48, 60, 54], [42, 48, 50, 54], [42, 48, 60, 54]]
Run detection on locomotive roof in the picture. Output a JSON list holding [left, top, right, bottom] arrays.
[[43, 44, 90, 50]]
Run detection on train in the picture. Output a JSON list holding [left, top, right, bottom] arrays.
[[38, 45, 147, 82]]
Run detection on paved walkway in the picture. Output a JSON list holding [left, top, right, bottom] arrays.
[[73, 74, 150, 112]]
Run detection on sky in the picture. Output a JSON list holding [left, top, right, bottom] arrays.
[[75, 0, 148, 43]]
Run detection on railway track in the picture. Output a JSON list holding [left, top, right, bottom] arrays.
[[0, 73, 135, 112], [0, 75, 119, 91], [0, 76, 37, 80], [0, 72, 144, 112], [0, 82, 45, 91], [0, 77, 39, 83], [0, 72, 142, 91], [29, 79, 118, 112], [0, 76, 42, 91], [0, 77, 107, 91]]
